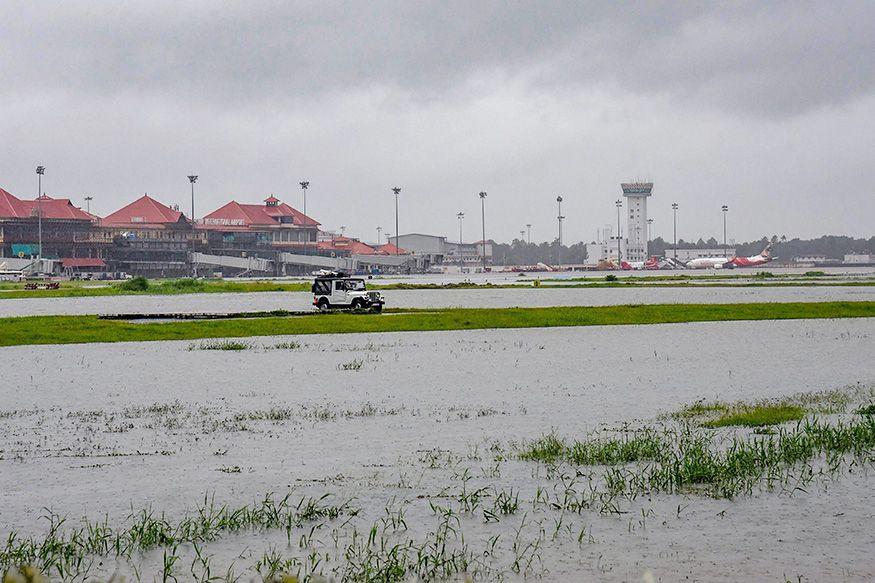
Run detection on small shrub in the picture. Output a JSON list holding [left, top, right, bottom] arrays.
[[803, 271, 826, 277], [189, 339, 253, 351], [337, 358, 364, 371], [116, 276, 149, 291], [753, 271, 775, 278], [604, 274, 618, 282]]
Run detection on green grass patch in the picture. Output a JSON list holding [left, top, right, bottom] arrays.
[[702, 404, 805, 428], [857, 404, 875, 415], [0, 302, 872, 347]]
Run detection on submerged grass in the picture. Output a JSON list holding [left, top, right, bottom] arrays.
[[0, 493, 353, 577], [519, 415, 875, 498], [1, 301, 873, 347]]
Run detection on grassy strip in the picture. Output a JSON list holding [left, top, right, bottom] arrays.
[[0, 302, 873, 347], [0, 279, 312, 298], [1, 277, 873, 299]]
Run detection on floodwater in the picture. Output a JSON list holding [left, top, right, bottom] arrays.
[[0, 285, 873, 317], [2, 318, 874, 580]]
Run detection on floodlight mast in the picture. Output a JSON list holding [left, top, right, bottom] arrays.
[[392, 187, 401, 254], [36, 166, 45, 263]]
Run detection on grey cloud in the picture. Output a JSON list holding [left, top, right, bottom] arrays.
[[2, 1, 873, 117]]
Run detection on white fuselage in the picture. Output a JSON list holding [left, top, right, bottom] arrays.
[[685, 257, 729, 269]]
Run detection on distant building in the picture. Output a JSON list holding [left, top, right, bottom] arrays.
[[621, 182, 652, 262], [663, 248, 737, 262], [793, 254, 830, 264], [394, 233, 491, 268], [844, 253, 875, 264], [317, 235, 378, 256], [100, 194, 203, 276], [586, 239, 627, 263], [202, 196, 320, 255], [0, 188, 100, 259]]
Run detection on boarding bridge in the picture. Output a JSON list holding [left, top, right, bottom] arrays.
[[278, 252, 414, 270], [190, 253, 273, 274], [192, 251, 415, 274]]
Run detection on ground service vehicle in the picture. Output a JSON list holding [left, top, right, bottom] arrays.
[[312, 273, 385, 312]]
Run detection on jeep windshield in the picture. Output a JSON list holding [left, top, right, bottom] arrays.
[[341, 279, 366, 291]]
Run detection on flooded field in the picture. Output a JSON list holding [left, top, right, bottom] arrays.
[[2, 318, 874, 580], [1, 285, 874, 317]]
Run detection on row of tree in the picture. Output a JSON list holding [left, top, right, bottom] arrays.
[[490, 235, 874, 266]]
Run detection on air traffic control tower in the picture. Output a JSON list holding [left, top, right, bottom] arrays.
[[621, 182, 653, 262]]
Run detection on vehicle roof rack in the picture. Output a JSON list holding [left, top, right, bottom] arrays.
[[315, 270, 348, 278]]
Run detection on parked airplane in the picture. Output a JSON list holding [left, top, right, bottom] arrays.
[[685, 244, 774, 269]]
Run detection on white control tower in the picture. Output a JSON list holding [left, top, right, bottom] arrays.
[[621, 182, 653, 262]]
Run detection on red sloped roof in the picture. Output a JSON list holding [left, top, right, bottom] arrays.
[[375, 242, 409, 255], [102, 195, 185, 227], [0, 188, 27, 218], [0, 189, 93, 221], [61, 258, 107, 268], [317, 236, 377, 255], [203, 199, 320, 229]]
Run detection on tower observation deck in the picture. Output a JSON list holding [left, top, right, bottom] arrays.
[[621, 182, 653, 262]]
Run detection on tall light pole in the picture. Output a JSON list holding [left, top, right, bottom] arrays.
[[520, 230, 526, 241], [478, 191, 487, 272], [36, 165, 45, 262], [457, 211, 465, 271], [646, 217, 653, 257], [671, 202, 678, 262], [376, 226, 382, 245], [615, 198, 623, 262], [392, 187, 401, 254], [300, 181, 309, 216], [340, 225, 346, 237], [556, 196, 564, 267], [188, 175, 198, 277], [721, 204, 729, 257], [526, 223, 531, 244], [84, 195, 93, 215]]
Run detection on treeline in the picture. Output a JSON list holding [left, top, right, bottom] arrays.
[[648, 235, 875, 260], [491, 235, 874, 265]]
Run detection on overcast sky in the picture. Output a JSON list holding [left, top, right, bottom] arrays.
[[1, 1, 873, 244]]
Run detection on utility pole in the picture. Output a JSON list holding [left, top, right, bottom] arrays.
[[556, 196, 564, 267], [672, 202, 678, 262], [376, 226, 382, 245], [722, 204, 729, 257], [646, 217, 653, 257], [479, 191, 487, 272], [84, 195, 93, 215], [526, 223, 531, 244], [188, 174, 198, 277], [457, 211, 465, 272], [615, 198, 623, 262], [392, 187, 401, 254], [36, 165, 45, 263]]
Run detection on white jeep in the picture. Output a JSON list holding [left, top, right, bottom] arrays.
[[311, 273, 384, 312]]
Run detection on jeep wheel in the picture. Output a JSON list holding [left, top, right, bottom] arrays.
[[351, 298, 364, 311], [317, 299, 330, 312], [370, 304, 383, 313]]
